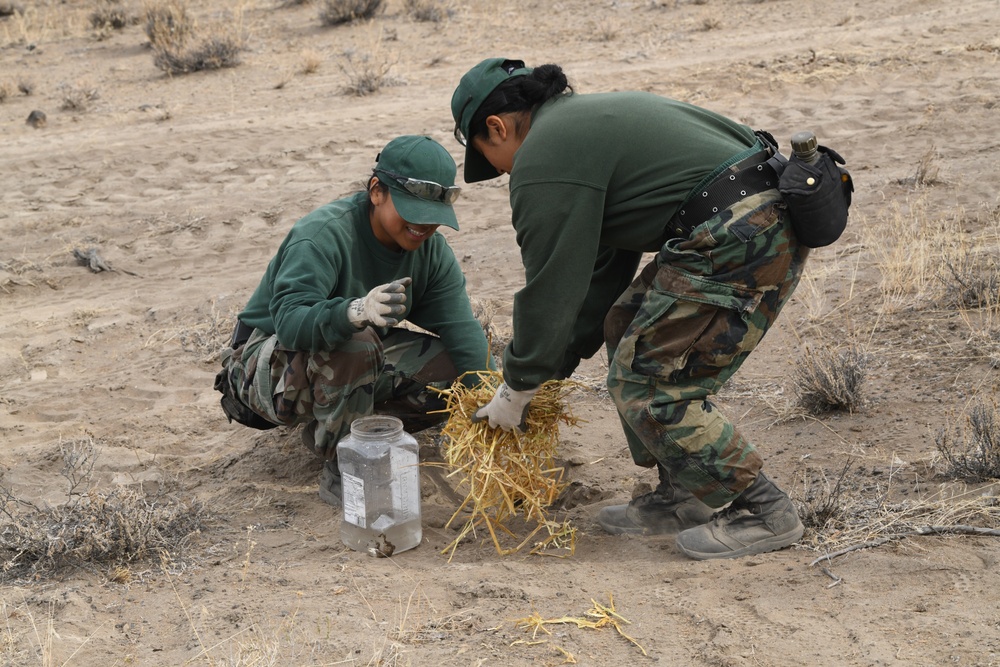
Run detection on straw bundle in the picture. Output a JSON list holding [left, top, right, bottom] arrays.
[[432, 371, 581, 559]]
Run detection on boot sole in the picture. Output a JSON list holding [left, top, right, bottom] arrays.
[[675, 524, 805, 560]]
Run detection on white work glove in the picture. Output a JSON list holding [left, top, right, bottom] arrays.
[[347, 277, 412, 329], [472, 383, 539, 433]]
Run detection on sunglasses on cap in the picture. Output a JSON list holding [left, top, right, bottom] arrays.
[[377, 170, 462, 204]]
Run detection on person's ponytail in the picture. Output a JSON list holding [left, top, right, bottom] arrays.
[[519, 64, 571, 106]]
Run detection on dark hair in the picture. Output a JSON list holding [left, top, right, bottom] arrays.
[[466, 64, 571, 144], [367, 171, 389, 193]]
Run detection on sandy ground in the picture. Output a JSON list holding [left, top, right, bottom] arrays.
[[2, 0, 1000, 665]]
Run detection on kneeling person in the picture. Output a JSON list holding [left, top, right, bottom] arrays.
[[216, 135, 492, 506]]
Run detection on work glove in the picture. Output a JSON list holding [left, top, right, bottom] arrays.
[[347, 277, 412, 329], [472, 383, 539, 433]]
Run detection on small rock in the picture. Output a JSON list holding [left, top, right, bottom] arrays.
[[26, 109, 46, 128]]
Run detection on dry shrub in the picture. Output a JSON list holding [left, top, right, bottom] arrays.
[[796, 460, 1000, 555], [59, 83, 100, 111], [795, 344, 870, 414], [300, 48, 323, 74], [339, 48, 401, 96], [935, 400, 1000, 482], [941, 253, 1000, 309], [404, 0, 453, 22], [0, 440, 205, 579], [319, 0, 383, 26], [144, 0, 194, 49], [899, 145, 942, 187], [795, 460, 855, 530], [591, 17, 619, 42], [154, 33, 243, 74], [90, 0, 130, 30], [0, 81, 11, 103], [17, 79, 33, 95], [700, 16, 721, 31], [433, 371, 579, 559]]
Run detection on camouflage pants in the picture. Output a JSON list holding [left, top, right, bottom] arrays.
[[605, 190, 808, 508], [220, 326, 458, 460]]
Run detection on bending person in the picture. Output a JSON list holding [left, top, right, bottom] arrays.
[[451, 58, 806, 560]]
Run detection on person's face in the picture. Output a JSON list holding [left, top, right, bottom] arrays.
[[471, 114, 524, 176], [369, 182, 440, 252]]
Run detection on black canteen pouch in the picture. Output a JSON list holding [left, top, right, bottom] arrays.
[[778, 146, 854, 248], [214, 343, 280, 431]]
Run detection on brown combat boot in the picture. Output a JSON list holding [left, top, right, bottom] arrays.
[[597, 466, 714, 535], [674, 471, 803, 560]]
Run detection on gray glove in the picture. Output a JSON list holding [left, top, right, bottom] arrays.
[[347, 277, 412, 328]]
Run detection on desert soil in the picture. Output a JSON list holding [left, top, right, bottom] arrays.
[[2, 0, 1000, 665]]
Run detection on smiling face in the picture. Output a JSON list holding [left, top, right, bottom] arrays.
[[368, 179, 440, 252]]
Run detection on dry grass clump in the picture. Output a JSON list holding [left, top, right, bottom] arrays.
[[89, 0, 131, 30], [154, 32, 244, 74], [143, 0, 194, 49], [899, 145, 942, 187], [934, 400, 1000, 482], [404, 0, 453, 22], [796, 458, 1000, 560], [795, 460, 855, 531], [59, 82, 100, 111], [805, 487, 1000, 559], [941, 253, 1000, 309], [319, 0, 383, 26], [339, 47, 401, 96], [0, 81, 11, 103], [144, 1, 244, 76], [794, 344, 870, 414], [300, 48, 323, 74], [432, 371, 580, 559], [0, 439, 205, 579]]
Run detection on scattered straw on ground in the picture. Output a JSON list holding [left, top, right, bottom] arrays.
[[431, 371, 581, 560], [514, 594, 647, 657]]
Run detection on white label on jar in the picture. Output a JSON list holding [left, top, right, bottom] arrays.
[[342, 472, 366, 528], [390, 447, 418, 521]]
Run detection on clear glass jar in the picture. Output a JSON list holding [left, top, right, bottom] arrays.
[[336, 415, 422, 555]]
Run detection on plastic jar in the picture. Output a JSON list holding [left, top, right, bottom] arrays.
[[336, 415, 422, 555]]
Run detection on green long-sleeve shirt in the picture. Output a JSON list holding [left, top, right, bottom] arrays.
[[239, 191, 491, 378], [503, 91, 757, 390]]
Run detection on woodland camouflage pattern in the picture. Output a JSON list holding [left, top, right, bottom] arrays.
[[605, 190, 808, 508], [221, 326, 458, 459]]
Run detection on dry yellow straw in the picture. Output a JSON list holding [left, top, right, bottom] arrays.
[[431, 370, 580, 560], [514, 594, 648, 656]]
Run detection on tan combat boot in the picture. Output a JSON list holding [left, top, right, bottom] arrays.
[[674, 471, 803, 559], [597, 466, 714, 535]]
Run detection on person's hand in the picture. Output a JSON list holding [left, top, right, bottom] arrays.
[[472, 383, 539, 433], [347, 277, 412, 329]]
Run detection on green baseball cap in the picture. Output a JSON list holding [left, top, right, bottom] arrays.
[[374, 135, 461, 231], [451, 57, 533, 183]]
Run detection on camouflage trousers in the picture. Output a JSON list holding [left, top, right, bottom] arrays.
[[220, 326, 458, 460], [604, 189, 808, 508]]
